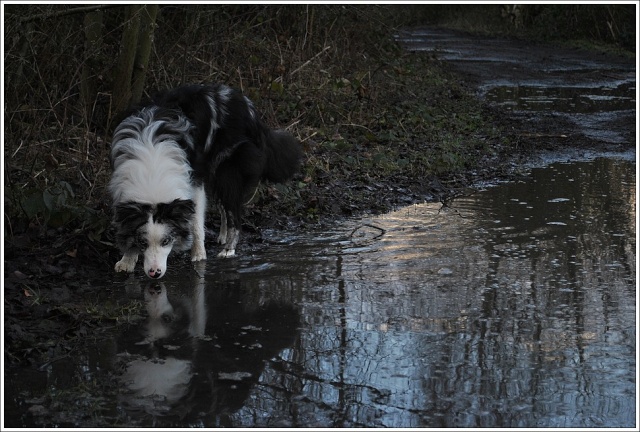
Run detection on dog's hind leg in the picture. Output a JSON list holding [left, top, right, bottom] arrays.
[[115, 252, 138, 273], [191, 185, 207, 261], [214, 162, 246, 258], [217, 209, 239, 258], [216, 203, 228, 245]]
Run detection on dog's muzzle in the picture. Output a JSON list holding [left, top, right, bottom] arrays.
[[148, 268, 163, 278]]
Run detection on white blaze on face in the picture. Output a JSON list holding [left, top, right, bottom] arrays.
[[120, 357, 192, 406], [142, 216, 174, 278], [143, 285, 174, 340]]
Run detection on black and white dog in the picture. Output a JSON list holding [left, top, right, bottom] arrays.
[[108, 83, 302, 278]]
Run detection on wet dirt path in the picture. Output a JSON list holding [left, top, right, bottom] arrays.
[[396, 27, 636, 146]]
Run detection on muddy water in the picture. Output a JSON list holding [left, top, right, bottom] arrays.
[[5, 153, 635, 428]]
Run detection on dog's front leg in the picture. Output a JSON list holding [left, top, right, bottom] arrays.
[[191, 185, 207, 262], [191, 238, 207, 261], [115, 252, 138, 273]]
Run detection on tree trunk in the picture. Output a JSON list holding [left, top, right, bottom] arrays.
[[130, 5, 159, 104], [80, 9, 104, 123], [112, 5, 142, 115]]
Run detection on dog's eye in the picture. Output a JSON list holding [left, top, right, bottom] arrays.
[[161, 237, 173, 247], [136, 236, 148, 248]]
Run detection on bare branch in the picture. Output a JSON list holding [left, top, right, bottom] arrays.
[[289, 45, 332, 77]]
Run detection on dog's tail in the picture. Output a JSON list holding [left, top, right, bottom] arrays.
[[263, 129, 303, 183]]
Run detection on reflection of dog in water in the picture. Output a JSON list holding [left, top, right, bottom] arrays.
[[115, 272, 299, 425]]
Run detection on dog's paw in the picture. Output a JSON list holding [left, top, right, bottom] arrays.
[[217, 249, 236, 258], [191, 248, 207, 262], [115, 257, 137, 273], [216, 232, 227, 245]]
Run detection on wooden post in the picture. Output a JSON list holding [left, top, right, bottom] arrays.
[[131, 5, 159, 104], [112, 4, 142, 114]]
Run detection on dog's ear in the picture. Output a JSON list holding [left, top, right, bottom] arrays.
[[154, 199, 195, 224], [113, 202, 151, 225]]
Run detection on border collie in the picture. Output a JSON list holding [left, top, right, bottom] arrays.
[[108, 83, 302, 278]]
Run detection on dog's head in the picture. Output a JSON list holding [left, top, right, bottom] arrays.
[[114, 199, 195, 278]]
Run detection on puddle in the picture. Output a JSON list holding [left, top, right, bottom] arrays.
[[481, 79, 635, 144], [484, 81, 635, 114], [5, 154, 635, 428]]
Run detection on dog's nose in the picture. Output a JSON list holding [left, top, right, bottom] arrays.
[[148, 268, 162, 278]]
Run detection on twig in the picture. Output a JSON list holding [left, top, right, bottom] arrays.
[[349, 223, 386, 241], [436, 189, 481, 219], [299, 131, 318, 143], [289, 45, 331, 77], [11, 140, 24, 159], [78, 169, 93, 188], [38, 353, 71, 371], [339, 123, 375, 134]]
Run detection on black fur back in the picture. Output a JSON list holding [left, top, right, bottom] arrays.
[[142, 83, 301, 228], [146, 83, 302, 188]]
